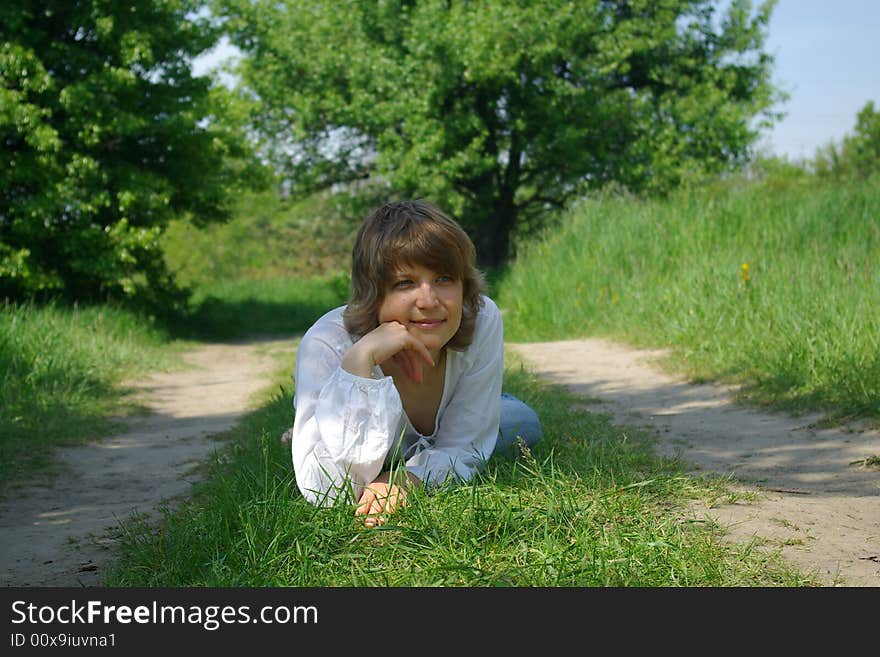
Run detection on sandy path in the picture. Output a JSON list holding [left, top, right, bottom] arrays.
[[3, 335, 876, 587], [509, 339, 880, 587], [0, 338, 295, 587]]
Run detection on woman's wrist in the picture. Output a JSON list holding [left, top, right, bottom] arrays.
[[375, 469, 422, 490], [341, 343, 376, 379], [394, 469, 422, 490]]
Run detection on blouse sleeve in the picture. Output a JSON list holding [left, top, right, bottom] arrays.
[[290, 328, 405, 507], [404, 297, 504, 487]]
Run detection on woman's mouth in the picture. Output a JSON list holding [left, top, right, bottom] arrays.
[[410, 319, 445, 329]]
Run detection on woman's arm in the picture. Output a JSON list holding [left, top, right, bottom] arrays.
[[404, 297, 504, 487], [290, 327, 407, 506]]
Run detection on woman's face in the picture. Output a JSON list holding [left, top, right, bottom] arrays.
[[377, 262, 463, 359]]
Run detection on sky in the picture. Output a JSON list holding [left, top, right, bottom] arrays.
[[760, 0, 880, 160], [193, 0, 880, 162]]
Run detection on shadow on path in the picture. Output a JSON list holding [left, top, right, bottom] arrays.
[[0, 338, 296, 586]]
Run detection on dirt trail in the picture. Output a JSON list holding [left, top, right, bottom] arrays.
[[2, 336, 877, 587], [0, 338, 295, 587], [509, 339, 880, 587]]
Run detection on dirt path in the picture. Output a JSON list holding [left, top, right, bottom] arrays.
[[0, 338, 295, 587], [3, 336, 877, 587], [509, 339, 880, 587]]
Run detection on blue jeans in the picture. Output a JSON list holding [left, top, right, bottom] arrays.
[[495, 392, 543, 455]]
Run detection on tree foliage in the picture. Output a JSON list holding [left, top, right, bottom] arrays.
[[218, 0, 782, 266], [1, 1, 263, 305], [814, 101, 880, 180]]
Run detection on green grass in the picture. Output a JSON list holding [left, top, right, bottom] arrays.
[[0, 273, 348, 490], [159, 187, 354, 341], [12, 177, 867, 586], [0, 300, 183, 488], [161, 190, 360, 289], [103, 349, 816, 587], [496, 176, 880, 423], [165, 274, 350, 341]]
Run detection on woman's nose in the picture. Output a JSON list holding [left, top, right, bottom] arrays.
[[416, 282, 439, 307]]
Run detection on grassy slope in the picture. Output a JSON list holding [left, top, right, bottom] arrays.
[[0, 302, 183, 488], [496, 176, 880, 423], [1, 277, 349, 491], [161, 190, 359, 288]]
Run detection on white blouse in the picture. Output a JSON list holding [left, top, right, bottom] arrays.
[[290, 296, 504, 506]]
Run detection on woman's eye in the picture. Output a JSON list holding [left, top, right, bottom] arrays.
[[437, 275, 453, 283], [394, 280, 413, 289]]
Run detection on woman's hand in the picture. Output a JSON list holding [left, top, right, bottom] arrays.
[[342, 321, 434, 383], [355, 470, 422, 527]]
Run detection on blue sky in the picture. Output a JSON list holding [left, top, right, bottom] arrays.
[[761, 0, 880, 160], [194, 0, 880, 162]]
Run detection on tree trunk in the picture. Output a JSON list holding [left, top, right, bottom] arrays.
[[473, 190, 516, 270]]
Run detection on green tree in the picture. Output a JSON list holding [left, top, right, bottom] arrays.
[[814, 101, 880, 180], [218, 0, 782, 267], [1, 1, 262, 305]]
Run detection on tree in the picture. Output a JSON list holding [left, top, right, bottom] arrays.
[[814, 101, 880, 180], [1, 1, 263, 305], [217, 0, 782, 267]]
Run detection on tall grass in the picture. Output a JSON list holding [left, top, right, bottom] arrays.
[[168, 274, 350, 341], [105, 354, 814, 587], [161, 190, 359, 289], [0, 272, 350, 489], [0, 301, 180, 487], [496, 177, 880, 422]]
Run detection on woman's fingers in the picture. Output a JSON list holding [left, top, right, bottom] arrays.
[[396, 329, 435, 384], [355, 489, 376, 517], [365, 498, 385, 527], [356, 485, 387, 527], [395, 349, 424, 384], [406, 332, 435, 368], [369, 321, 435, 383], [356, 480, 409, 527]]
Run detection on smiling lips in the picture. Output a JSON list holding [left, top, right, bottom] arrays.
[[410, 318, 445, 329]]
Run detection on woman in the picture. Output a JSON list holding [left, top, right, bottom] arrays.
[[288, 199, 542, 526]]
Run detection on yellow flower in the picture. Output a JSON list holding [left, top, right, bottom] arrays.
[[740, 262, 750, 283]]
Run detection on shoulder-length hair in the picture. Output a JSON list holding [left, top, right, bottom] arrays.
[[343, 199, 486, 350]]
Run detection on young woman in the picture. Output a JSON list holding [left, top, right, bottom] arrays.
[[288, 200, 542, 526]]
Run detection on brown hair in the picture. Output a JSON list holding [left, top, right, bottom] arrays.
[[343, 199, 486, 350]]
